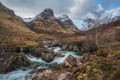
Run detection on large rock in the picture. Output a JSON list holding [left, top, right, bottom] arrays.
[[0, 52, 31, 74], [32, 69, 77, 80], [32, 69, 54, 80], [63, 55, 82, 68], [41, 53, 55, 62], [64, 55, 77, 67], [31, 47, 57, 62]]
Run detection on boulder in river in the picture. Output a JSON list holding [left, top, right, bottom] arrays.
[[31, 47, 64, 63], [41, 53, 55, 62]]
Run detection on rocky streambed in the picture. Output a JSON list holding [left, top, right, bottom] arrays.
[[0, 41, 86, 80]]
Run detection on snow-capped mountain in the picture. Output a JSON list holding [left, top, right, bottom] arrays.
[[34, 8, 55, 21], [72, 20, 90, 31], [80, 5, 120, 30], [23, 5, 120, 31], [99, 7, 120, 24], [82, 4, 105, 29], [23, 8, 55, 22]]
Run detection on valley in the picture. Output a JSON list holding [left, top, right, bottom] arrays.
[[0, 2, 120, 80]]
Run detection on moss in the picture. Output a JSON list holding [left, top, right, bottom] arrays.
[[112, 70, 120, 80]]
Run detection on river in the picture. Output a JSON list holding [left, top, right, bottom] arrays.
[[0, 47, 81, 80]]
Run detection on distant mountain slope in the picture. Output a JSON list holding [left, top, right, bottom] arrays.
[[75, 6, 120, 30], [0, 2, 38, 47], [26, 8, 79, 36], [99, 7, 120, 24], [56, 15, 79, 31]]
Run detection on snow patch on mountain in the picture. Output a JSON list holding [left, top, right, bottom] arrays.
[[23, 17, 34, 22], [80, 5, 120, 30], [72, 19, 90, 30], [57, 15, 70, 22], [99, 7, 120, 24]]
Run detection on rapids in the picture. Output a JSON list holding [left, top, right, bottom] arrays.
[[0, 47, 81, 80]]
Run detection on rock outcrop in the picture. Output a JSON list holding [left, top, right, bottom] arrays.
[[63, 55, 83, 68], [0, 52, 31, 74], [60, 40, 97, 53], [32, 69, 77, 80], [33, 69, 54, 80]]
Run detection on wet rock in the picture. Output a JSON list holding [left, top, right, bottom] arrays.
[[32, 69, 54, 80], [64, 55, 77, 67], [61, 44, 69, 51], [41, 53, 55, 62], [30, 47, 44, 57], [31, 47, 62, 63], [0, 53, 31, 74], [63, 55, 83, 68], [55, 53, 64, 57]]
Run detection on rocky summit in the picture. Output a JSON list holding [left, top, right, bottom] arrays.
[[34, 8, 54, 21]]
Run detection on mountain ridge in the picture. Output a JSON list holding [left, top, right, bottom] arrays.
[[26, 8, 79, 36]]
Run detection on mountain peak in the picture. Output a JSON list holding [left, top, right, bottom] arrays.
[[34, 8, 54, 21], [42, 8, 54, 17], [43, 8, 54, 14]]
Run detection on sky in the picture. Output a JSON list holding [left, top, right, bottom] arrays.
[[0, 0, 120, 28]]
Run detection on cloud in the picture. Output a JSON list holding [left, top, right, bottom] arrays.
[[0, 0, 119, 19], [69, 0, 96, 19], [0, 0, 74, 18], [0, 0, 97, 19]]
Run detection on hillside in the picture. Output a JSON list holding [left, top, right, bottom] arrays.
[[0, 2, 39, 47], [76, 20, 120, 80]]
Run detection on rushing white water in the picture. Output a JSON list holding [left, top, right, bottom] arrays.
[[0, 70, 32, 80], [27, 47, 81, 64], [53, 47, 61, 53], [0, 47, 81, 80]]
